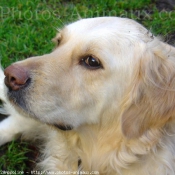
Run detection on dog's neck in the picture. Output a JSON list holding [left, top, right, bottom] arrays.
[[74, 120, 175, 174]]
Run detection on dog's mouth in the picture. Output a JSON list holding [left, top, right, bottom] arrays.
[[7, 86, 31, 114], [5, 85, 73, 131], [54, 124, 73, 131]]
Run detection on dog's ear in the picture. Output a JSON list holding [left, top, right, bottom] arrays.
[[121, 40, 175, 139]]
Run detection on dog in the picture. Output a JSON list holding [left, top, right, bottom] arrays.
[[0, 17, 175, 175]]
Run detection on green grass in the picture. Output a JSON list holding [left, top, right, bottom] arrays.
[[0, 141, 29, 170], [0, 140, 38, 174], [0, 0, 175, 173]]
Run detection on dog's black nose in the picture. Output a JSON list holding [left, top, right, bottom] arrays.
[[4, 64, 30, 91]]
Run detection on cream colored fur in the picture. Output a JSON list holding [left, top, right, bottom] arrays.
[[0, 17, 175, 175]]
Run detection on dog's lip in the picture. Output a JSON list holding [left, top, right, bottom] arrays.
[[53, 124, 73, 131], [7, 97, 73, 131], [6, 86, 73, 131]]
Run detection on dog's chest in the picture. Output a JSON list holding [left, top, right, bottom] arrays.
[[77, 132, 175, 175]]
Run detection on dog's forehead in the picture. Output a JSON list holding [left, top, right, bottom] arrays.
[[60, 17, 151, 44], [67, 17, 147, 36]]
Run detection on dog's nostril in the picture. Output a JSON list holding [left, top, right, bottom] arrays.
[[4, 64, 30, 91], [11, 77, 16, 82]]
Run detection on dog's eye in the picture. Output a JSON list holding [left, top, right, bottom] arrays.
[[81, 56, 102, 69]]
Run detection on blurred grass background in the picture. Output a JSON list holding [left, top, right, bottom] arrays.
[[0, 0, 175, 174]]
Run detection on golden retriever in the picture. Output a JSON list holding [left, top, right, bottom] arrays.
[[0, 17, 175, 175]]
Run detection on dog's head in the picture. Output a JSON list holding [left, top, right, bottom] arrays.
[[4, 17, 175, 138]]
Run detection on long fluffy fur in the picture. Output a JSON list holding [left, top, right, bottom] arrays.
[[1, 17, 175, 175]]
